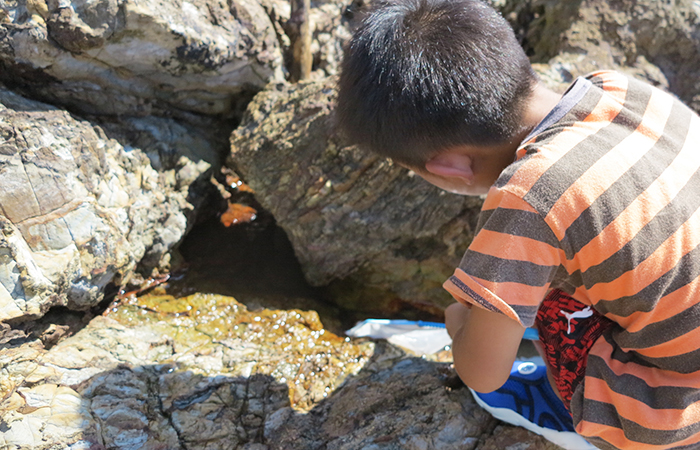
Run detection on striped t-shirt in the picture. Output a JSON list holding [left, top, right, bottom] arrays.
[[443, 70, 700, 449]]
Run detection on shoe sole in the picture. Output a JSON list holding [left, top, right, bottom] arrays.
[[469, 388, 598, 450]]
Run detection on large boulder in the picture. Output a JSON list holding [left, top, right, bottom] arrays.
[[499, 0, 700, 111], [0, 0, 284, 117], [0, 86, 215, 322], [229, 79, 483, 314]]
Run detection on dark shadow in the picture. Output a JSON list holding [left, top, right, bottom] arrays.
[[38, 341, 485, 450], [67, 366, 291, 449], [2, 306, 90, 351], [166, 209, 348, 334]]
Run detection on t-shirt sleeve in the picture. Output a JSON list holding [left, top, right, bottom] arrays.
[[443, 188, 562, 327]]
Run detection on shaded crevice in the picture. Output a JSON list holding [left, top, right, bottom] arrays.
[[144, 366, 190, 450], [3, 305, 90, 350]]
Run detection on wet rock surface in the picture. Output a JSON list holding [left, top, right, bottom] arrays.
[[0, 293, 374, 448], [229, 78, 483, 314], [0, 292, 559, 449], [0, 86, 215, 322]]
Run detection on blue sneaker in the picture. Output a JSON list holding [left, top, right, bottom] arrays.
[[469, 361, 597, 450]]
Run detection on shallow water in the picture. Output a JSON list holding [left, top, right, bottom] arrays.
[[166, 213, 443, 335], [103, 291, 376, 411]]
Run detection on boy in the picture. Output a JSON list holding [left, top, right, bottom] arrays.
[[336, 0, 700, 449]]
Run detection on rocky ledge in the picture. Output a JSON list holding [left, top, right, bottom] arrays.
[[0, 292, 559, 449]]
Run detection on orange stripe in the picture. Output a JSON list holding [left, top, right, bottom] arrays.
[[576, 420, 700, 450], [580, 110, 700, 275], [468, 276, 548, 309], [481, 186, 538, 212], [467, 229, 561, 267], [585, 200, 700, 303], [443, 277, 519, 323], [636, 325, 700, 358], [589, 70, 630, 104], [584, 376, 700, 430], [445, 269, 545, 326], [512, 90, 625, 194], [607, 282, 700, 333], [546, 85, 674, 234], [570, 286, 591, 304]]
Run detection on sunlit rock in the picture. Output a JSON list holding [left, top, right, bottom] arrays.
[[498, 0, 700, 112], [0, 0, 284, 116], [1, 292, 551, 449], [0, 87, 214, 321], [0, 293, 375, 448]]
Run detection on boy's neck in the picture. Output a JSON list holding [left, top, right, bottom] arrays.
[[474, 82, 562, 188], [482, 83, 562, 167], [517, 82, 563, 146]]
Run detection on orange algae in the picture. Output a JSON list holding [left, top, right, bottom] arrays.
[[220, 202, 257, 227]]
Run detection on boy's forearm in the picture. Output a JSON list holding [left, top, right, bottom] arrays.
[[447, 303, 525, 393], [451, 320, 514, 392], [445, 302, 471, 339]]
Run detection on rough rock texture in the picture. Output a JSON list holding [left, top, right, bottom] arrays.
[[0, 0, 284, 117], [262, 0, 356, 80], [229, 79, 483, 314], [499, 0, 700, 111], [0, 86, 214, 322], [0, 292, 559, 449], [229, 0, 700, 314]]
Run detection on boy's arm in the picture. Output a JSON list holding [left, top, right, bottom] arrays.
[[446, 302, 526, 393]]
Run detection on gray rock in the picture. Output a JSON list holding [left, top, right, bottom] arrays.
[[229, 79, 483, 314], [0, 87, 213, 321], [262, 0, 356, 79], [0, 293, 373, 449], [499, 0, 700, 110], [0, 292, 556, 449], [0, 0, 284, 117], [266, 354, 490, 450]]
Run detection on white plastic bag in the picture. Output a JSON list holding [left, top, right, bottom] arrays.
[[346, 319, 451, 354], [346, 319, 540, 355]]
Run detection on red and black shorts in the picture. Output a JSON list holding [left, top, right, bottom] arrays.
[[535, 289, 614, 409]]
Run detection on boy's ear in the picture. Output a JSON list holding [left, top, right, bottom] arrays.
[[424, 152, 474, 184]]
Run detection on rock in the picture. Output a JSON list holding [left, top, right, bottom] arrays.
[[266, 354, 490, 450], [229, 78, 483, 314], [262, 0, 356, 80], [0, 0, 284, 117], [0, 292, 558, 449], [479, 425, 563, 450], [499, 0, 700, 110], [0, 87, 214, 322]]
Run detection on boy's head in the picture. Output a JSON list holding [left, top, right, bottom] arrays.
[[336, 0, 538, 169]]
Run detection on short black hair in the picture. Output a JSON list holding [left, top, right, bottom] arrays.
[[336, 0, 538, 167]]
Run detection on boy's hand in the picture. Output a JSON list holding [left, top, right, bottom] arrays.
[[444, 302, 472, 339]]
